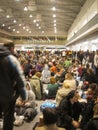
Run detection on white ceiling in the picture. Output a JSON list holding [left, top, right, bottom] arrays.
[[0, 0, 86, 37]]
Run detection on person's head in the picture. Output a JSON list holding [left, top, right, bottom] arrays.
[[65, 73, 73, 80], [93, 103, 98, 116], [4, 42, 15, 54], [87, 68, 94, 74], [50, 76, 56, 84], [35, 72, 41, 78], [63, 82, 70, 89], [96, 49, 98, 55], [66, 90, 79, 103], [86, 83, 97, 99], [42, 107, 57, 125]]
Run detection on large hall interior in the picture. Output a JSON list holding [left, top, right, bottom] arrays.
[[0, 0, 98, 130]]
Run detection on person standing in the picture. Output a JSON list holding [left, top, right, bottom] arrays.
[[0, 42, 26, 130], [94, 50, 98, 76]]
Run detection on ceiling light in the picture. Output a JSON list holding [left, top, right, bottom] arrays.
[[19, 24, 22, 26], [94, 11, 97, 15], [38, 26, 41, 29], [36, 23, 39, 26], [54, 23, 56, 26], [6, 15, 10, 18], [52, 6, 56, 11], [29, 31, 32, 33], [17, 31, 19, 33], [54, 30, 57, 33], [24, 7, 28, 11], [29, 14, 33, 18], [53, 20, 56, 23], [26, 29, 29, 31], [54, 27, 56, 29], [53, 14, 56, 18], [42, 31, 44, 33], [23, 26, 26, 29], [13, 20, 16, 23], [33, 19, 36, 23], [8, 27, 11, 29], [2, 24, 5, 27], [13, 29, 15, 31], [15, 0, 21, 1]]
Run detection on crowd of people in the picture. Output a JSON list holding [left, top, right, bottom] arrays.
[[0, 42, 98, 130]]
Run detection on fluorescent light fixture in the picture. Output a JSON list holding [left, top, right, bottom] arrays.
[[54, 29, 57, 33], [53, 14, 56, 17], [42, 31, 44, 33], [26, 29, 29, 31], [29, 31, 31, 33], [15, 0, 21, 1], [38, 26, 41, 29], [24, 7, 28, 11], [19, 24, 22, 26], [13, 20, 16, 23], [36, 23, 39, 26], [54, 26, 56, 29], [53, 20, 56, 23], [6, 15, 10, 18], [52, 6, 56, 11], [13, 29, 15, 31], [8, 26, 11, 29], [29, 14, 33, 18], [17, 31, 19, 33], [33, 19, 36, 23], [23, 26, 26, 29], [2, 24, 5, 27]]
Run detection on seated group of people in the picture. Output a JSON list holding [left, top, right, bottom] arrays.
[[35, 88, 98, 130]]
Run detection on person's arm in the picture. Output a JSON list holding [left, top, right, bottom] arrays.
[[8, 55, 26, 101]]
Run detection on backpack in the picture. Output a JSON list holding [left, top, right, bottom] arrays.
[[40, 100, 56, 111]]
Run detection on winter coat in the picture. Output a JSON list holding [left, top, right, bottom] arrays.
[[41, 64, 51, 83], [84, 117, 98, 130], [63, 79, 76, 91], [30, 75, 42, 100], [80, 99, 94, 129], [56, 96, 81, 130], [56, 87, 71, 106], [0, 46, 26, 103]]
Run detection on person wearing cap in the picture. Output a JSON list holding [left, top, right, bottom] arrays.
[[0, 42, 26, 130]]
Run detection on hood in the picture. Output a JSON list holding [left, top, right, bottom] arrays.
[[0, 46, 10, 58], [44, 64, 49, 70], [31, 75, 39, 80]]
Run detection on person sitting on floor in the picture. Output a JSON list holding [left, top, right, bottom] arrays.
[[43, 76, 59, 99], [35, 107, 65, 130], [84, 103, 98, 130]]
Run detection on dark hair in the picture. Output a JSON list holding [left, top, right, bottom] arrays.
[[89, 83, 97, 91], [43, 107, 57, 125], [4, 42, 14, 50], [66, 90, 77, 100]]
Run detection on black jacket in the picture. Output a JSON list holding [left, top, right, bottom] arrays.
[[56, 96, 81, 130], [84, 117, 98, 130], [0, 46, 26, 103]]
